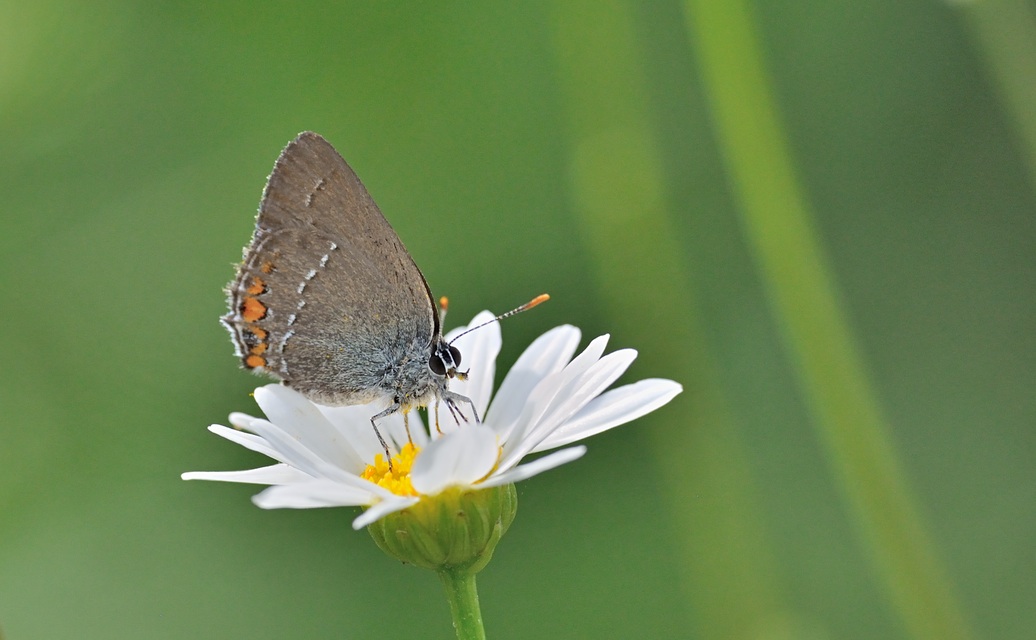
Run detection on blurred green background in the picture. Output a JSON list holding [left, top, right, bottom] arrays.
[[1, 1, 1033, 638]]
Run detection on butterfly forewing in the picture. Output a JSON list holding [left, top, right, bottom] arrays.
[[223, 132, 439, 405]]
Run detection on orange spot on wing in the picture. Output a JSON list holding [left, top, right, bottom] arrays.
[[246, 276, 266, 296], [244, 354, 266, 369], [251, 327, 268, 340], [241, 297, 267, 322], [260, 261, 275, 274]]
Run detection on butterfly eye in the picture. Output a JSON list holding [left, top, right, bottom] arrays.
[[428, 353, 447, 376], [449, 345, 462, 367]]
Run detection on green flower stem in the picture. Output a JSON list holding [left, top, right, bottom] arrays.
[[438, 568, 485, 640]]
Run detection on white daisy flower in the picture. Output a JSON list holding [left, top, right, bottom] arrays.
[[183, 311, 682, 537]]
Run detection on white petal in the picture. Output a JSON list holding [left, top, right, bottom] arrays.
[[181, 463, 310, 485], [533, 379, 683, 452], [480, 446, 587, 488], [252, 478, 380, 509], [318, 402, 428, 463], [410, 427, 499, 495], [535, 349, 637, 432], [244, 420, 396, 503], [369, 404, 429, 452], [182, 461, 310, 480], [206, 424, 283, 462], [444, 311, 501, 419], [498, 335, 612, 465], [254, 385, 367, 472], [505, 349, 637, 465], [387, 409, 430, 450], [240, 417, 338, 479], [484, 325, 583, 439], [228, 412, 259, 431], [315, 402, 382, 462], [351, 496, 420, 529]]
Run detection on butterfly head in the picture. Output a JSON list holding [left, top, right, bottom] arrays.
[[428, 339, 466, 380]]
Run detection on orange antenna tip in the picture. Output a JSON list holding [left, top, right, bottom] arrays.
[[439, 296, 449, 311], [527, 293, 550, 308]]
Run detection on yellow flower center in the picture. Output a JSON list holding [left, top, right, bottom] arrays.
[[360, 442, 420, 496]]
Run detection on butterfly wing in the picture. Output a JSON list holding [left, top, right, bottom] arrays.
[[223, 132, 440, 405]]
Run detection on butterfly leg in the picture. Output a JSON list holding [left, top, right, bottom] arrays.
[[403, 411, 413, 444], [433, 397, 443, 435], [369, 402, 400, 470], [442, 391, 481, 427]]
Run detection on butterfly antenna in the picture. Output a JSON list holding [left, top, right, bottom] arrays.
[[448, 294, 550, 345], [439, 296, 450, 327]]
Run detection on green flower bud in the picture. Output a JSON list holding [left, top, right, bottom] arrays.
[[366, 483, 518, 574]]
